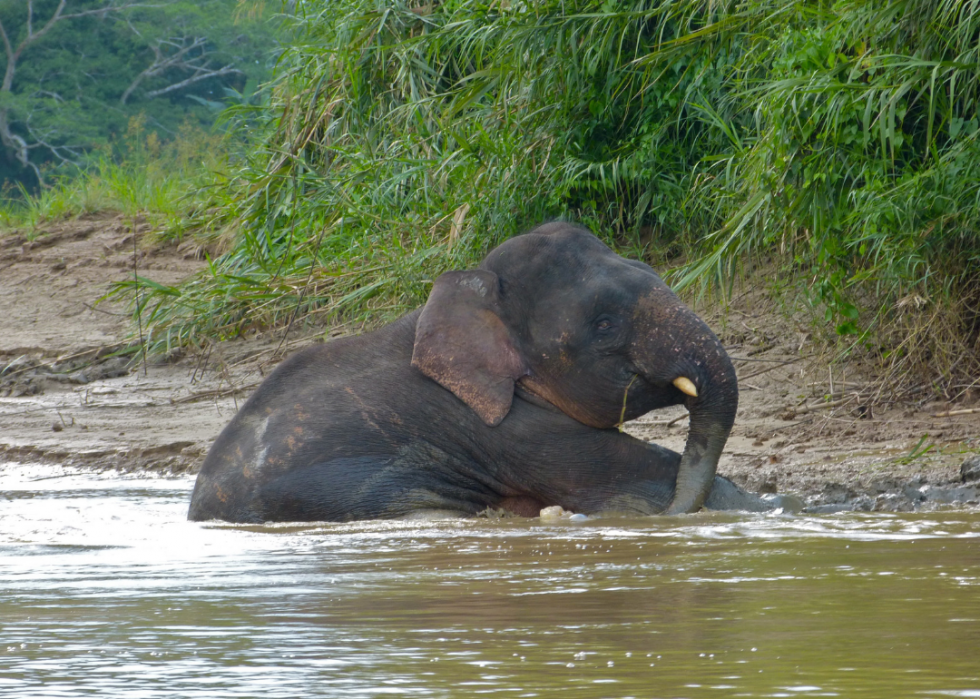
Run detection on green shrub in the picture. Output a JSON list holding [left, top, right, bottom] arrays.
[[0, 115, 227, 231], [681, 0, 980, 388]]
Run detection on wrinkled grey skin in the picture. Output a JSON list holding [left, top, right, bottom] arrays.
[[189, 222, 776, 523]]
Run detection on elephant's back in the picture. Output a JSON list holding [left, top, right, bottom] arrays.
[[248, 310, 422, 399]]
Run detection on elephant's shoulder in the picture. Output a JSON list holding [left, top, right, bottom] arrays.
[[274, 328, 413, 380]]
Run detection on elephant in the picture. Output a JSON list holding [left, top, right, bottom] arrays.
[[188, 221, 772, 523]]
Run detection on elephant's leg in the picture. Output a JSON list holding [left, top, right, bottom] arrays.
[[576, 441, 803, 515], [488, 401, 681, 514], [255, 445, 503, 522], [704, 475, 804, 513], [257, 456, 394, 521], [491, 399, 797, 515], [619, 441, 803, 514]]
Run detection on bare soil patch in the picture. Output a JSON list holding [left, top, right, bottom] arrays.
[[0, 214, 263, 473], [2, 216, 978, 512]]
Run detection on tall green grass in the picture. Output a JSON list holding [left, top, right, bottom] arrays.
[[0, 116, 226, 232], [679, 0, 980, 390], [112, 0, 980, 392]]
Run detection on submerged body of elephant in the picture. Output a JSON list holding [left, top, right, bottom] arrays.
[[189, 222, 755, 523]]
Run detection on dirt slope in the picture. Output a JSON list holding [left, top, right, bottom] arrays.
[[2, 215, 978, 512], [0, 214, 260, 473]]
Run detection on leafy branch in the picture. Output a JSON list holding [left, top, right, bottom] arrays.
[[0, 0, 138, 183], [121, 35, 244, 105], [0, 0, 269, 186]]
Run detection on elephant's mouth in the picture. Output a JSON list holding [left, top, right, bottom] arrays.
[[516, 376, 639, 429], [514, 383, 565, 413], [516, 377, 604, 428]]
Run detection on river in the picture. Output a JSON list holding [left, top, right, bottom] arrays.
[[2, 463, 978, 698]]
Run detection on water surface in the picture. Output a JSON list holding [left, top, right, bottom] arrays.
[[2, 463, 979, 698]]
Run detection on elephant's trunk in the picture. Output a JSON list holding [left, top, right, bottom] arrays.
[[632, 291, 739, 514], [665, 376, 737, 514]]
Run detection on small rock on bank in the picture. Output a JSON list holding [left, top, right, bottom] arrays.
[[962, 455, 980, 483]]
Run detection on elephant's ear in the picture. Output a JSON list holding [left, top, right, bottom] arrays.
[[412, 270, 527, 427]]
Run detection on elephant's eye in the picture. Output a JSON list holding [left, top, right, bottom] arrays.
[[595, 318, 616, 333]]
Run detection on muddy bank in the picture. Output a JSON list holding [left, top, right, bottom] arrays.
[[2, 216, 978, 513]]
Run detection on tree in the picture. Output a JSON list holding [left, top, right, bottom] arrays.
[[0, 0, 278, 187], [0, 0, 122, 182]]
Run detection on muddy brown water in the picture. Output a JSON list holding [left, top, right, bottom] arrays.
[[2, 463, 979, 698]]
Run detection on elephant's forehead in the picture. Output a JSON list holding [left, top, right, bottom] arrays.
[[484, 226, 617, 277], [522, 266, 666, 341], [523, 255, 663, 306]]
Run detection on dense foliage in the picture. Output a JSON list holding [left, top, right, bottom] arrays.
[[117, 0, 978, 392], [0, 0, 277, 187]]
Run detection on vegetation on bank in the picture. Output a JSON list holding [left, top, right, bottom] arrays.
[[5, 0, 980, 399], [0, 116, 225, 229]]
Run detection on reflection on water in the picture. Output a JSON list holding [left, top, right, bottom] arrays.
[[2, 463, 979, 698]]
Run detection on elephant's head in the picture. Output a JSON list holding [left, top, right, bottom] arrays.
[[411, 222, 738, 514]]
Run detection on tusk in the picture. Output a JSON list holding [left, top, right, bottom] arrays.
[[673, 376, 698, 397]]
